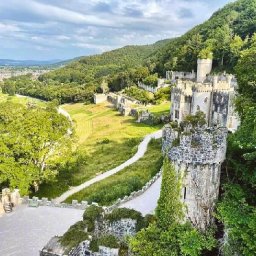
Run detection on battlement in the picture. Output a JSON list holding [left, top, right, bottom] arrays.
[[163, 125, 228, 165]]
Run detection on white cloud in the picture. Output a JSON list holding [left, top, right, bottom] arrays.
[[0, 0, 233, 60]]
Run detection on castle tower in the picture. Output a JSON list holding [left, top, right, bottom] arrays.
[[162, 124, 228, 230], [197, 59, 213, 83]]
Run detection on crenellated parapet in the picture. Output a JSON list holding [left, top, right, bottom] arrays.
[[162, 124, 228, 230]]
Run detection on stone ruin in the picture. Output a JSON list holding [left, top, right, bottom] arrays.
[[40, 211, 138, 256], [162, 124, 228, 230], [0, 188, 21, 214]]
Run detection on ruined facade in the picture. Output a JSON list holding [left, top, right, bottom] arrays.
[[162, 59, 239, 230], [169, 59, 240, 133], [162, 124, 228, 230], [138, 78, 169, 93]]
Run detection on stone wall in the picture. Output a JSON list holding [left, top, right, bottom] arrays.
[[162, 125, 228, 230], [104, 170, 162, 213], [22, 196, 91, 210], [94, 94, 108, 104], [69, 241, 119, 256]]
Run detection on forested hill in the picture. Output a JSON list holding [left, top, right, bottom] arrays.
[[39, 39, 172, 84], [153, 0, 256, 74]]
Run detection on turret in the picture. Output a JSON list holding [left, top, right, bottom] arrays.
[[197, 59, 213, 83]]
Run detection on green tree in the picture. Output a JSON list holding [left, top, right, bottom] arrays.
[[0, 102, 71, 194]]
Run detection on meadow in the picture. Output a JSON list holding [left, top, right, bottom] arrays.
[[35, 102, 166, 198]]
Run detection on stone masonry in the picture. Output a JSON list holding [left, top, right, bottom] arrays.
[[162, 124, 228, 230], [169, 58, 240, 133]]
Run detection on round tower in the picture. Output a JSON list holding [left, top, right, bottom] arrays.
[[197, 59, 213, 83]]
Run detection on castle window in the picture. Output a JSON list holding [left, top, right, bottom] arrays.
[[175, 110, 179, 119], [185, 96, 191, 103], [197, 105, 200, 111], [184, 187, 187, 200], [204, 97, 208, 103]]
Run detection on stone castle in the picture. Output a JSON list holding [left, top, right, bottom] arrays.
[[168, 58, 240, 133], [163, 58, 240, 230], [163, 125, 228, 230]]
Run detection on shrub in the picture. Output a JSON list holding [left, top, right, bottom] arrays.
[[60, 221, 88, 250], [83, 205, 104, 231], [90, 235, 119, 252]]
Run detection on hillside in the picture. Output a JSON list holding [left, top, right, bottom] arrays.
[[39, 39, 172, 84], [152, 0, 256, 73]]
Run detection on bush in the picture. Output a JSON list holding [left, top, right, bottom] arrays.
[[60, 221, 88, 249], [83, 205, 104, 231], [90, 235, 119, 252]]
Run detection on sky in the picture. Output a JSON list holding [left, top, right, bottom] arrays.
[[0, 0, 234, 61]]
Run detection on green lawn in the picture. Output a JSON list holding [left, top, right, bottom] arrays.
[[147, 102, 170, 117], [65, 139, 163, 205], [133, 102, 170, 117], [34, 102, 163, 199], [0, 92, 45, 107]]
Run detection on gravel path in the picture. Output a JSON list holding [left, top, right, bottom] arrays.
[[54, 130, 162, 203], [119, 176, 162, 216], [0, 205, 83, 256]]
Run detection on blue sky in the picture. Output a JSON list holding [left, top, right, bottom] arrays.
[[0, 0, 234, 60]]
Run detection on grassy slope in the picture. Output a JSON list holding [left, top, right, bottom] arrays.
[[65, 139, 163, 205], [0, 92, 45, 106], [35, 102, 162, 199]]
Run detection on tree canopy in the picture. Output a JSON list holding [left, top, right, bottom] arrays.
[[0, 102, 71, 194]]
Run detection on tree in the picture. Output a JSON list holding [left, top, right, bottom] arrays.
[[235, 36, 256, 100], [0, 102, 71, 194]]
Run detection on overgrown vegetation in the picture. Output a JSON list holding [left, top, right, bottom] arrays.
[[64, 139, 163, 205], [60, 221, 88, 251], [216, 32, 256, 255], [129, 158, 216, 255], [124, 86, 171, 105], [61, 205, 154, 253]]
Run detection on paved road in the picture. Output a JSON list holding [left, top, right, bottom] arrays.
[[54, 130, 162, 203], [0, 205, 83, 256], [119, 176, 162, 216]]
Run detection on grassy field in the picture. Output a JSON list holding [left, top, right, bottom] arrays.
[[147, 102, 170, 117], [35, 102, 163, 199], [65, 139, 163, 205], [132, 102, 170, 117], [0, 92, 45, 107]]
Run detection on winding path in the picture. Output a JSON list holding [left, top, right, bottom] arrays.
[[119, 176, 162, 216], [54, 130, 162, 203]]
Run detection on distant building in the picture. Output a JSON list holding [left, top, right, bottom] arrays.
[[138, 78, 169, 93], [169, 58, 240, 132]]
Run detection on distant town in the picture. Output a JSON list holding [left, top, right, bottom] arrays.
[[0, 67, 53, 81]]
